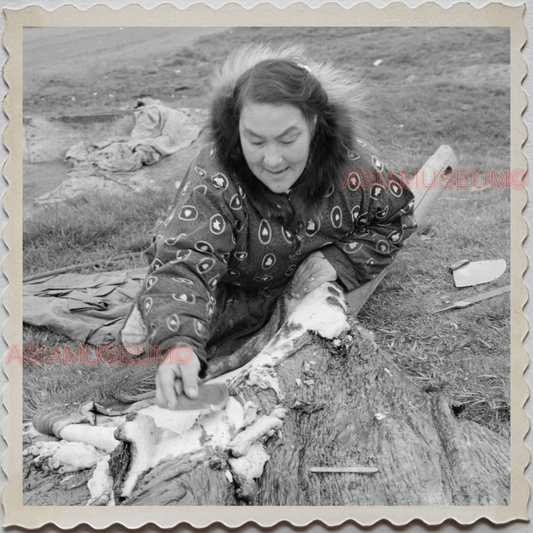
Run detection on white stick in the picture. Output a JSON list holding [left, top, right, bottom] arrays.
[[310, 467, 379, 474]]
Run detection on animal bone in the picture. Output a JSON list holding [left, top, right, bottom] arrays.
[[87, 456, 114, 506], [24, 440, 104, 474], [228, 410, 286, 458], [228, 442, 271, 502]]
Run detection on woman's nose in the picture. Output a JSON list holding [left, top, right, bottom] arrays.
[[263, 145, 283, 167]]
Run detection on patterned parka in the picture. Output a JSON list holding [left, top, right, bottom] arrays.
[[132, 47, 417, 375]]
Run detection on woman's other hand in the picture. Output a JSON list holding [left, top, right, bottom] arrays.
[[290, 251, 337, 299], [155, 345, 202, 409]]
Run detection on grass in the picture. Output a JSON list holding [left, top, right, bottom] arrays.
[[358, 165, 511, 438], [23, 27, 511, 438], [23, 184, 176, 276]]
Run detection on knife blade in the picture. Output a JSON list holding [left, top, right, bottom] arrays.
[[432, 285, 511, 314], [451, 259, 506, 288]]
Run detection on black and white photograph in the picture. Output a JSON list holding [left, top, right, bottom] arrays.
[[2, 1, 528, 529]]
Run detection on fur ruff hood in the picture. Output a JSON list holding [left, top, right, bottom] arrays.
[[207, 44, 367, 231]]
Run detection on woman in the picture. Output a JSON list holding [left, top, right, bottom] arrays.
[[121, 44, 417, 410]]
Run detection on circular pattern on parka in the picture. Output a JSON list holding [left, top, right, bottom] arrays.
[[197, 257, 216, 274], [331, 206, 343, 228], [372, 156, 384, 172], [172, 250, 192, 263], [211, 172, 229, 190], [179, 205, 198, 221], [281, 226, 294, 244], [375, 205, 389, 220], [234, 251, 248, 262], [356, 138, 367, 147], [195, 166, 207, 179], [343, 241, 363, 254], [351, 205, 360, 223], [172, 293, 196, 305], [354, 227, 371, 238], [172, 277, 194, 285], [400, 198, 415, 214], [145, 276, 158, 290], [389, 180, 403, 198], [324, 184, 336, 197], [259, 219, 272, 245], [166, 314, 181, 333], [234, 219, 245, 234], [151, 258, 164, 271], [226, 269, 240, 277], [165, 236, 181, 246], [195, 241, 214, 254], [306, 218, 320, 237], [254, 274, 273, 282], [346, 170, 360, 191], [230, 194, 243, 210], [210, 214, 226, 235], [220, 252, 230, 264], [388, 229, 403, 243], [285, 264, 297, 276], [357, 212, 369, 226], [262, 253, 276, 270], [149, 322, 157, 341], [194, 319, 207, 337], [144, 297, 153, 315], [194, 184, 208, 195], [347, 150, 361, 161], [206, 301, 215, 320], [208, 274, 220, 289], [370, 184, 385, 201], [376, 240, 390, 254], [366, 258, 377, 267]]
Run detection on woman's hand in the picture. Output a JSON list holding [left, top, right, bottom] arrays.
[[155, 345, 202, 410], [290, 251, 337, 299]]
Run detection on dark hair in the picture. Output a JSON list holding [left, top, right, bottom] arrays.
[[210, 58, 355, 233], [234, 59, 327, 127]]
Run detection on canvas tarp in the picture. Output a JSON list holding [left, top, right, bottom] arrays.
[[35, 99, 204, 205], [23, 268, 147, 346]]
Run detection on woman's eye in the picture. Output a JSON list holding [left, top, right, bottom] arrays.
[[281, 139, 296, 146], [250, 140, 264, 147]]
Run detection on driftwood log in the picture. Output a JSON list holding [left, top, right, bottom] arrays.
[[29, 146, 509, 506]]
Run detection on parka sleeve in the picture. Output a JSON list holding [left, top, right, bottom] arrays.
[[320, 153, 417, 292], [135, 159, 237, 374]]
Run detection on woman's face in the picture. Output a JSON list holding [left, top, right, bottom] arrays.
[[239, 101, 315, 194]]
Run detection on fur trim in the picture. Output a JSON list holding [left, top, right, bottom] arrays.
[[210, 43, 366, 124], [207, 43, 367, 232]]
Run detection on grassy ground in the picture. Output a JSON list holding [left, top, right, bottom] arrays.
[[23, 27, 511, 438]]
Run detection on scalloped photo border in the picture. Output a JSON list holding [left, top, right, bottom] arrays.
[[1, 2, 528, 529]]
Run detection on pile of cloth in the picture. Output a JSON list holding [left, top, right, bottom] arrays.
[[35, 98, 204, 205], [23, 268, 147, 345]]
